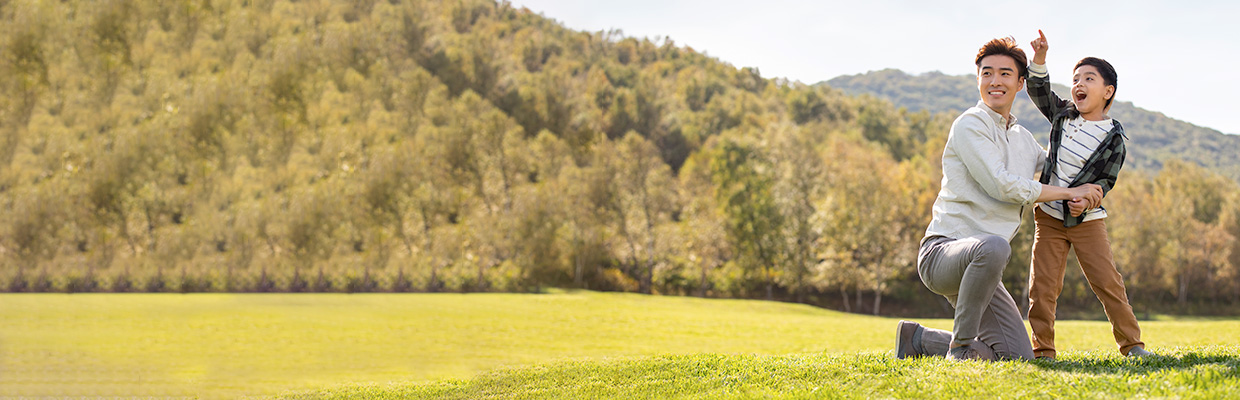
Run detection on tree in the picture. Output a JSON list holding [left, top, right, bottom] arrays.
[[615, 132, 676, 294], [771, 123, 824, 303], [408, 118, 466, 292], [1, 2, 52, 165], [4, 185, 64, 287], [709, 137, 784, 300], [1109, 170, 1171, 314], [1156, 161, 1236, 306], [507, 183, 567, 290], [282, 184, 342, 291], [676, 148, 732, 297], [1218, 192, 1240, 304], [814, 137, 927, 315]]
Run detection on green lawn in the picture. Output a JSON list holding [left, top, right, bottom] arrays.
[[294, 348, 1240, 399], [0, 291, 1236, 399]]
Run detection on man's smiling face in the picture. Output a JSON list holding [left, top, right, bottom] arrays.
[[977, 54, 1025, 117]]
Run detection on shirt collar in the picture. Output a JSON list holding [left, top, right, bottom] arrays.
[[975, 100, 1018, 130], [1072, 115, 1114, 127]]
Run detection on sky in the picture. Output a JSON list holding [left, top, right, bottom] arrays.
[[512, 0, 1240, 135]]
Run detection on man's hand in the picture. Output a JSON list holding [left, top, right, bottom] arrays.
[[1070, 183, 1103, 209], [1030, 30, 1048, 65], [1067, 198, 1089, 217]]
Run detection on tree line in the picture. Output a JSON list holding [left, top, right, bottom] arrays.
[[1, 0, 1236, 315]]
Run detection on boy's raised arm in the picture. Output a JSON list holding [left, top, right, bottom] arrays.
[[1027, 30, 1067, 122]]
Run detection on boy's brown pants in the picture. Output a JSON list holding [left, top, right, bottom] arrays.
[[1028, 208, 1144, 358]]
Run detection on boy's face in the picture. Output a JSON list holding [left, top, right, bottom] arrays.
[[1071, 65, 1115, 116], [977, 54, 1025, 116]]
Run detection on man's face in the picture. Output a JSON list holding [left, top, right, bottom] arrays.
[[977, 54, 1025, 115], [1071, 65, 1114, 116]]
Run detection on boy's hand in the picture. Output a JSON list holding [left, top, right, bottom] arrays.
[[1069, 183, 1103, 209], [1030, 29, 1048, 65], [1068, 198, 1088, 217]]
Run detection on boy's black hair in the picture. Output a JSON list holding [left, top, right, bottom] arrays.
[[1075, 57, 1118, 109]]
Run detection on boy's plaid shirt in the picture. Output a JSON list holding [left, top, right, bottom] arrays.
[[1027, 71, 1128, 228]]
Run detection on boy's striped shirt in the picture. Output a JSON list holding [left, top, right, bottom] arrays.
[[1027, 62, 1128, 228], [1038, 116, 1113, 222]]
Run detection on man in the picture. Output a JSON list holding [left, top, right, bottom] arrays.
[[894, 37, 1103, 361]]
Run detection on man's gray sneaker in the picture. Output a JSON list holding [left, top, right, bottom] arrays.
[[1126, 347, 1154, 358], [895, 320, 922, 359], [946, 344, 985, 361]]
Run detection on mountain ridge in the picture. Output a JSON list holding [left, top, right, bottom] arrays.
[[824, 69, 1240, 181]]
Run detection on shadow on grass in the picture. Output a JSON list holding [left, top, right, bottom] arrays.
[[1030, 351, 1240, 376]]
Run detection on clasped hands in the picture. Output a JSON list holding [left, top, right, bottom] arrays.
[[1067, 184, 1103, 217]]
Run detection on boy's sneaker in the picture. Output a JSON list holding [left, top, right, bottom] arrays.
[[895, 320, 921, 359], [946, 344, 984, 361], [1126, 347, 1155, 358]]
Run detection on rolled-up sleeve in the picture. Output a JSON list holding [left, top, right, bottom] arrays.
[[1028, 62, 1049, 78], [950, 114, 1043, 205]]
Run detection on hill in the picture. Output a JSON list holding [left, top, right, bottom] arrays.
[[825, 69, 1240, 181], [0, 0, 943, 305], [2, 0, 1238, 314]]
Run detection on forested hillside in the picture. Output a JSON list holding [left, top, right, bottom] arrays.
[[1, 0, 1237, 315], [827, 69, 1240, 181]]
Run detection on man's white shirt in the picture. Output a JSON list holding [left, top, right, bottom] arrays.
[[925, 101, 1047, 242]]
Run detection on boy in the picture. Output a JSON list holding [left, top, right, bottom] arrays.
[[1025, 30, 1152, 359]]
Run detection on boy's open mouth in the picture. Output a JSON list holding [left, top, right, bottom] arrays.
[[1074, 91, 1087, 102]]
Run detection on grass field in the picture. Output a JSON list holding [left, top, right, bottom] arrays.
[[1, 291, 1237, 399], [291, 348, 1240, 399]]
